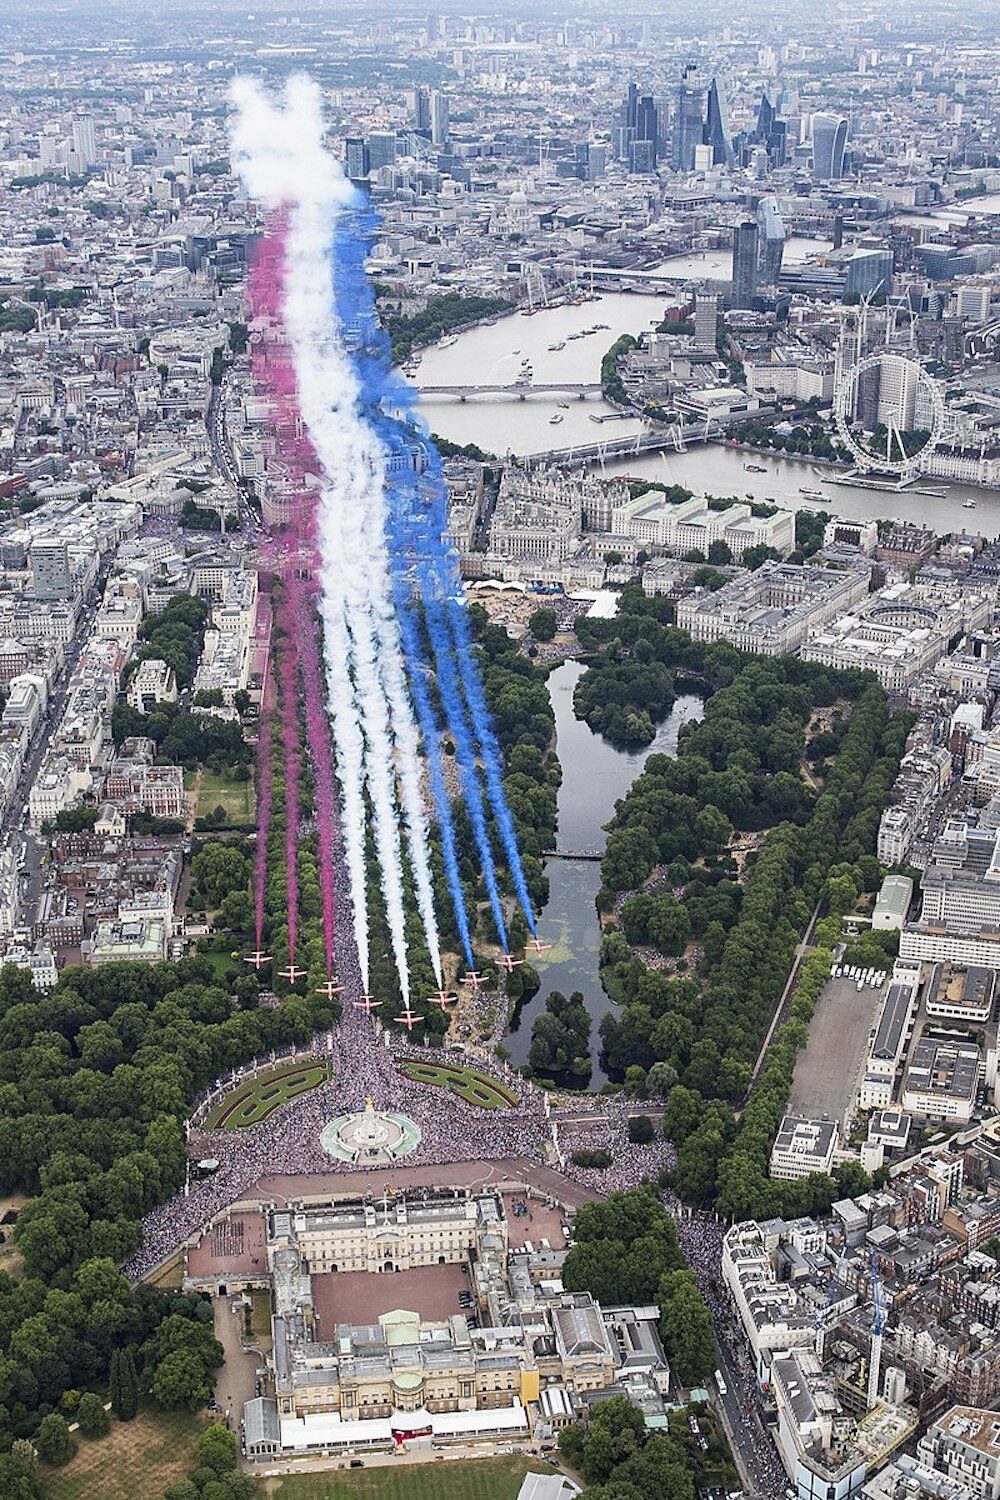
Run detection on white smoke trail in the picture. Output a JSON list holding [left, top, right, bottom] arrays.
[[230, 76, 442, 999], [326, 491, 413, 1005], [364, 542, 443, 984], [231, 77, 374, 985], [319, 582, 372, 989]]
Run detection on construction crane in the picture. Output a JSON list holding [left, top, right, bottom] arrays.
[[813, 1245, 850, 1356], [867, 1248, 886, 1408]]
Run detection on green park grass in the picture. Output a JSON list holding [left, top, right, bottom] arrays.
[[264, 1455, 552, 1500], [198, 943, 241, 983], [206, 1060, 333, 1130], [40, 1409, 208, 1500], [195, 766, 255, 826], [396, 1059, 518, 1110], [250, 1288, 273, 1338]]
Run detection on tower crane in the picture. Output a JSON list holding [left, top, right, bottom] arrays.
[[867, 1248, 886, 1408]]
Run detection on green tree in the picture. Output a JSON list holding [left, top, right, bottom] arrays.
[[0, 1448, 39, 1500], [662, 1085, 703, 1144], [529, 990, 592, 1080], [110, 1345, 139, 1421], [562, 1188, 683, 1305], [150, 1349, 215, 1411], [646, 1060, 678, 1096], [76, 1391, 110, 1439], [34, 1414, 76, 1467], [197, 1424, 239, 1475], [658, 1269, 715, 1386], [528, 607, 558, 642]]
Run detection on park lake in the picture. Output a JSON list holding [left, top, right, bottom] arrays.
[[506, 661, 704, 1086]]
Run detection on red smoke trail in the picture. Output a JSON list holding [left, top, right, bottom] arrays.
[[295, 580, 340, 975], [247, 216, 341, 976], [276, 581, 302, 965], [253, 661, 274, 952]]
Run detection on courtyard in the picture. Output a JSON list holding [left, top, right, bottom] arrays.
[[312, 1263, 471, 1330]]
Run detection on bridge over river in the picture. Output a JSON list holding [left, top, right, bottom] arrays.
[[523, 403, 777, 468], [419, 381, 601, 401], [525, 422, 720, 469]]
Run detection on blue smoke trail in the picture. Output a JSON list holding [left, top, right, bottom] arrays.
[[330, 200, 516, 949], [405, 441, 539, 937], [390, 566, 475, 966], [379, 447, 510, 947]]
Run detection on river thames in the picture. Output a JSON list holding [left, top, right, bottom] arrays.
[[416, 288, 1000, 534]]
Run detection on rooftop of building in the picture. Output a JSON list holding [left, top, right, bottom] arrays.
[[932, 1405, 1000, 1458]]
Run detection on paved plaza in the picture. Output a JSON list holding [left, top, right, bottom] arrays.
[[313, 1263, 470, 1329], [788, 973, 883, 1127]]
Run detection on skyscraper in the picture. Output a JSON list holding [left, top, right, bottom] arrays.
[[752, 92, 786, 168], [876, 354, 918, 434], [757, 197, 785, 284], [430, 90, 450, 148], [703, 78, 733, 167], [672, 65, 705, 172], [619, 83, 658, 172], [694, 292, 719, 351], [624, 81, 638, 134], [345, 137, 369, 182], [71, 115, 97, 167], [811, 113, 848, 181], [844, 248, 893, 299], [636, 94, 658, 167], [731, 221, 759, 309], [411, 86, 432, 133], [629, 138, 656, 174]]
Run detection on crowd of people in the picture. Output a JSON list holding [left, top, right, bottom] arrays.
[[125, 916, 674, 1283], [667, 1203, 788, 1499], [209, 1217, 247, 1260], [555, 1113, 676, 1194], [120, 881, 788, 1496]]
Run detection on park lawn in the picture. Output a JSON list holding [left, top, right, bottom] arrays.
[[199, 944, 241, 983], [264, 1455, 553, 1500], [251, 1288, 273, 1339], [397, 1060, 518, 1110], [196, 766, 255, 826], [145, 1251, 184, 1290], [206, 1061, 332, 1130], [39, 1408, 208, 1500]]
